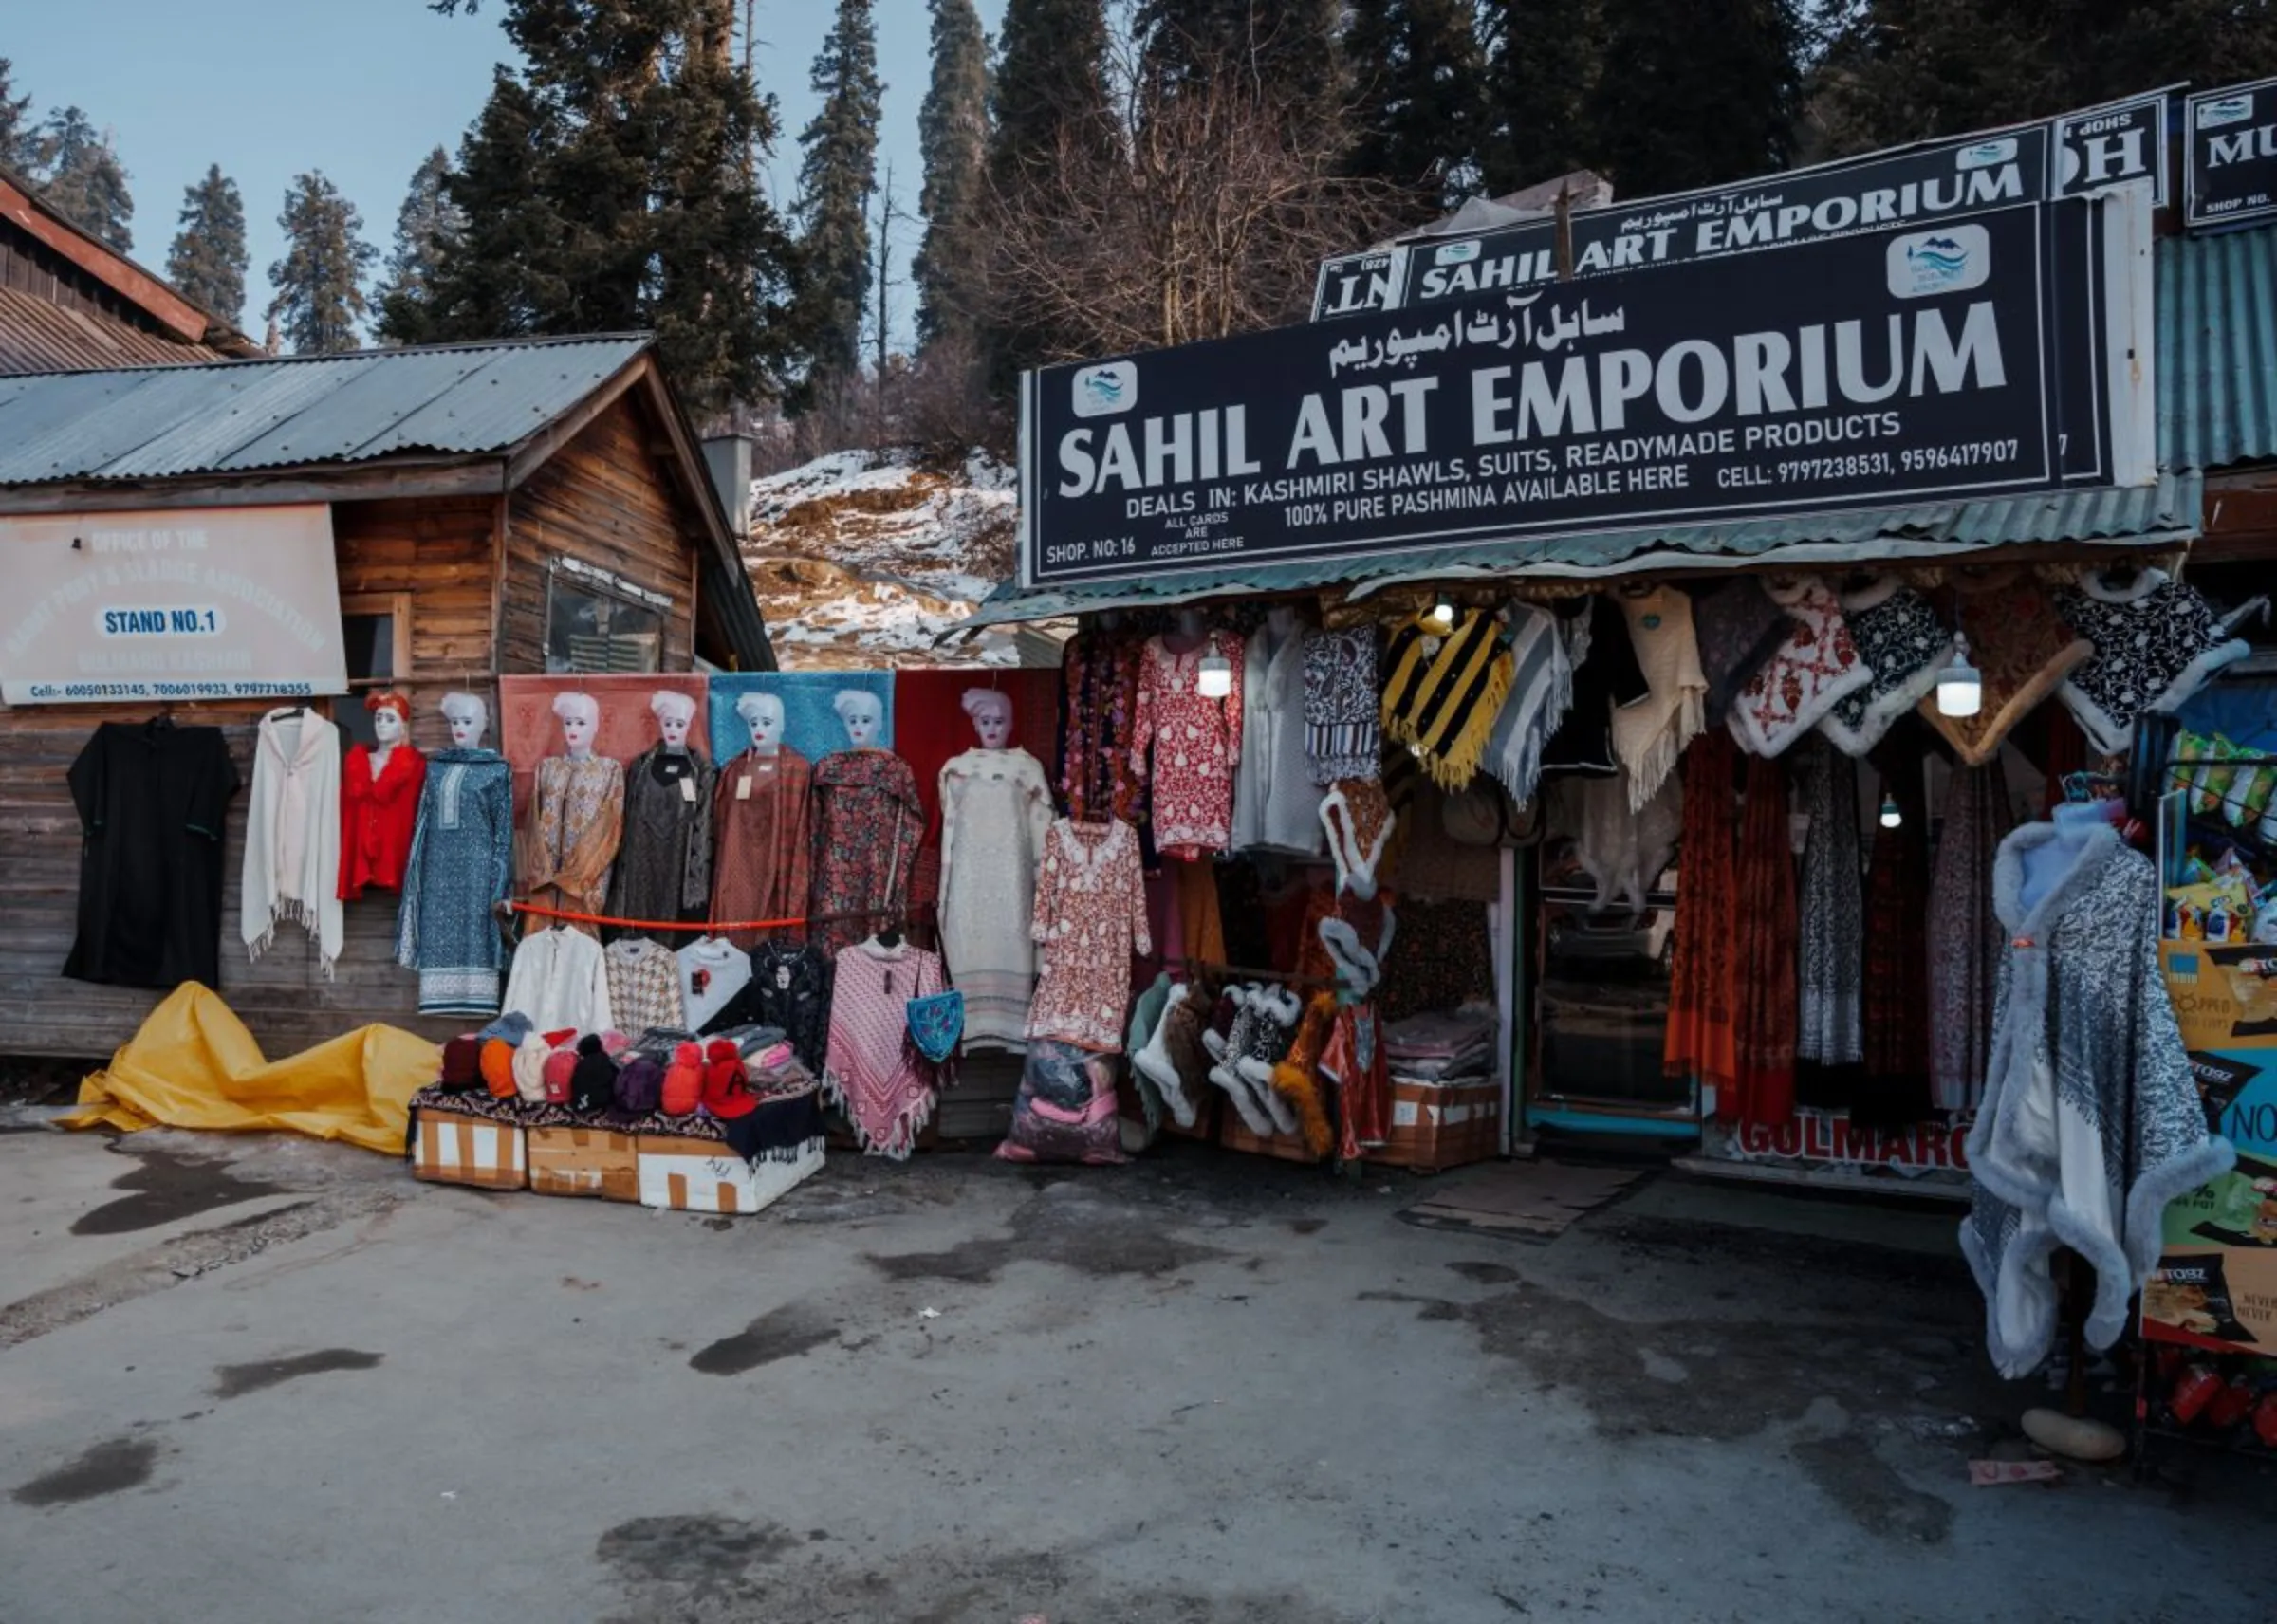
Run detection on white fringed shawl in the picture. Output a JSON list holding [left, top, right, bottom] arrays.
[[1609, 586, 1706, 809], [242, 707, 343, 978]]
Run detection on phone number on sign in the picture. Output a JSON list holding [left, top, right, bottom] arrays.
[[1768, 439, 2023, 484], [24, 680, 317, 701]]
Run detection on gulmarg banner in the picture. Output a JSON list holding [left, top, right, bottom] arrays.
[[2187, 77, 2277, 230], [0, 505, 349, 704], [1023, 194, 2154, 587]]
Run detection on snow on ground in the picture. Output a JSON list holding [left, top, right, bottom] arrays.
[[743, 446, 1055, 669]]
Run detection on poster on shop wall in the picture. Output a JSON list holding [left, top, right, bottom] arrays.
[[497, 674, 710, 824]]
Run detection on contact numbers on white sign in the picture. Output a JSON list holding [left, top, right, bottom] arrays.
[[1901, 438, 2022, 471]]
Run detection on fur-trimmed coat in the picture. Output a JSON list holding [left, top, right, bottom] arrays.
[[1961, 822, 2232, 1377]]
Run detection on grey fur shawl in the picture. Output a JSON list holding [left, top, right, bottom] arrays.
[[1961, 821, 2232, 1378]]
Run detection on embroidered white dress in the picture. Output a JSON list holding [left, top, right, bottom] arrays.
[[939, 747, 1054, 1050], [1024, 818, 1151, 1053]]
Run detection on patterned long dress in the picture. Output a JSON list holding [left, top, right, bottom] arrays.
[[396, 748, 515, 1016], [939, 747, 1055, 1049], [606, 744, 715, 941], [1025, 817, 1151, 1052], [521, 754, 624, 935], [710, 746, 813, 948], [808, 748, 924, 955], [1134, 633, 1245, 858]]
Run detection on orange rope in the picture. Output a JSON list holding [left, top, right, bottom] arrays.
[[505, 899, 930, 933]]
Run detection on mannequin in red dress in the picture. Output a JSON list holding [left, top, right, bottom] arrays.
[[340, 691, 428, 899]]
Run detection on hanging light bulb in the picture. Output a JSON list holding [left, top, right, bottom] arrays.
[[1879, 791, 1902, 829], [1196, 652, 1233, 699], [1428, 597, 1457, 628], [1935, 636, 1983, 718]]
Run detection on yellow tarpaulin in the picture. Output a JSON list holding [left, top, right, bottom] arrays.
[[65, 983, 440, 1156]]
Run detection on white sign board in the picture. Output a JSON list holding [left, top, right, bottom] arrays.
[[0, 505, 349, 705]]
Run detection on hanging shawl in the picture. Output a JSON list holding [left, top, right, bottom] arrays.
[[1320, 778, 1397, 899], [1927, 759, 2015, 1113], [1304, 626, 1379, 784], [1380, 609, 1511, 791], [1919, 575, 2092, 766], [1853, 768, 1933, 1131], [1610, 586, 1707, 809], [1689, 578, 1792, 723], [808, 749, 924, 955], [1057, 628, 1145, 822], [2056, 568, 2253, 757], [521, 754, 624, 933], [1962, 823, 2235, 1376], [1727, 753, 1797, 1128], [1820, 581, 1956, 756], [1794, 739, 1863, 1072], [243, 708, 344, 977], [1481, 600, 1572, 806], [1542, 596, 1649, 776], [1727, 580, 1873, 758], [1663, 729, 1741, 1091], [607, 744, 716, 937]]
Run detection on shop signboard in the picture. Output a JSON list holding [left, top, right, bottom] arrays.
[[1310, 249, 1403, 322], [0, 505, 348, 705], [1696, 1112, 1973, 1190], [1022, 193, 2154, 587], [2186, 77, 2277, 230]]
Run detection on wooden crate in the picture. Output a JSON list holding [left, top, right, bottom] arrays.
[[414, 1106, 527, 1190], [636, 1134, 824, 1215], [528, 1124, 639, 1202]]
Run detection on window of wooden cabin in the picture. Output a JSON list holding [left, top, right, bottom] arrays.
[[336, 591, 413, 747], [545, 567, 664, 674]]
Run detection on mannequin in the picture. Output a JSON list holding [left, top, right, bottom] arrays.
[[521, 690, 624, 935], [939, 689, 1054, 1048], [2019, 798, 2122, 914], [396, 691, 515, 1014], [835, 688, 885, 749], [607, 691, 715, 940], [712, 692, 811, 949], [340, 691, 428, 900], [740, 692, 787, 757], [810, 688, 922, 955]]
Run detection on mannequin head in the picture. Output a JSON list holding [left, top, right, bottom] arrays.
[[650, 690, 696, 752], [439, 691, 490, 748], [961, 688, 1013, 750], [552, 691, 600, 758], [833, 688, 883, 748], [368, 691, 411, 747], [735, 691, 787, 753]]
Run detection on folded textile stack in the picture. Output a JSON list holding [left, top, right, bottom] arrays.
[[1384, 1006, 1499, 1082]]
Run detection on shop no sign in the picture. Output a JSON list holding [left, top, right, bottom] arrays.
[[1020, 195, 2153, 587]]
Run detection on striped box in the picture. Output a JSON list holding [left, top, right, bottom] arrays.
[[635, 1135, 824, 1216], [414, 1107, 527, 1190], [1373, 1078, 1501, 1171], [528, 1125, 639, 1203]]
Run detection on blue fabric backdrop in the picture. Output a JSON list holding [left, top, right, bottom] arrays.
[[709, 671, 896, 764]]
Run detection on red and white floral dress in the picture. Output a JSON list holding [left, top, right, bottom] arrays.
[[1133, 632, 1245, 858], [1024, 817, 1151, 1052]]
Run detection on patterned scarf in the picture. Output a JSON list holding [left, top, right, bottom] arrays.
[[1381, 609, 1512, 791], [1926, 758, 2014, 1113], [1853, 767, 1932, 1131], [1728, 752, 1798, 1128], [1663, 729, 1741, 1092], [1728, 580, 1872, 758], [1820, 582, 1955, 757], [1304, 626, 1379, 784], [1609, 586, 1707, 809], [1919, 576, 2091, 767], [1481, 601, 1572, 807], [1794, 738, 1863, 1069], [1689, 577, 1792, 722], [2056, 568, 2252, 757]]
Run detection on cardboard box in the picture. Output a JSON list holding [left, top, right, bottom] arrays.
[[528, 1125, 639, 1202], [1372, 1077, 1501, 1171], [636, 1134, 824, 1215], [414, 1106, 527, 1190], [1217, 1106, 1320, 1164]]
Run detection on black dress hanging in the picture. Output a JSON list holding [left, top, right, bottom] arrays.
[[65, 719, 241, 989]]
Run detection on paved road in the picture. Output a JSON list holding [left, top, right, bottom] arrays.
[[1, 1122, 2269, 1623]]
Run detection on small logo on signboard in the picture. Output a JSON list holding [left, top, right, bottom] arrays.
[[1888, 225, 1990, 298], [1434, 240, 1481, 266], [1956, 137, 2018, 170], [2198, 93, 2257, 130], [1071, 361, 1137, 418]]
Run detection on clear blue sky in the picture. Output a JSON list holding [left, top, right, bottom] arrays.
[[8, 0, 1008, 347]]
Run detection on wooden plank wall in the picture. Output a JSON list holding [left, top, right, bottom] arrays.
[[500, 396, 699, 673], [0, 497, 502, 1059]]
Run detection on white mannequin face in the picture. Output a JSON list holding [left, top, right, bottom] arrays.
[[737, 693, 786, 751], [558, 697, 598, 757], [442, 695, 489, 747], [837, 692, 882, 748], [967, 692, 1012, 749], [653, 697, 694, 750], [372, 707, 406, 747]]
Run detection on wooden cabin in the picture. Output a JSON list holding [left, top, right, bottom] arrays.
[[0, 335, 774, 1057]]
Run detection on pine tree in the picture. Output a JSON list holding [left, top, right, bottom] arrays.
[[1480, 0, 1604, 194], [990, 0, 1116, 188], [417, 1, 802, 413], [915, 0, 990, 350], [375, 147, 465, 344], [1343, 0, 1490, 212], [34, 107, 135, 251], [794, 0, 884, 383], [266, 172, 376, 354], [166, 165, 248, 323], [1137, 0, 1342, 118], [0, 60, 34, 173], [1583, 0, 1803, 197]]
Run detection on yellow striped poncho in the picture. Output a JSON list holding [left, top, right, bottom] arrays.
[[1379, 609, 1510, 791]]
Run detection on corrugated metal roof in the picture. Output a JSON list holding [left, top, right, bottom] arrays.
[[0, 336, 651, 486], [964, 225, 2277, 627], [0, 287, 229, 376]]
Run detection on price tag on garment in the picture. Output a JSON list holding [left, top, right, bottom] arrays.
[[680, 776, 698, 803], [736, 775, 752, 801]]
